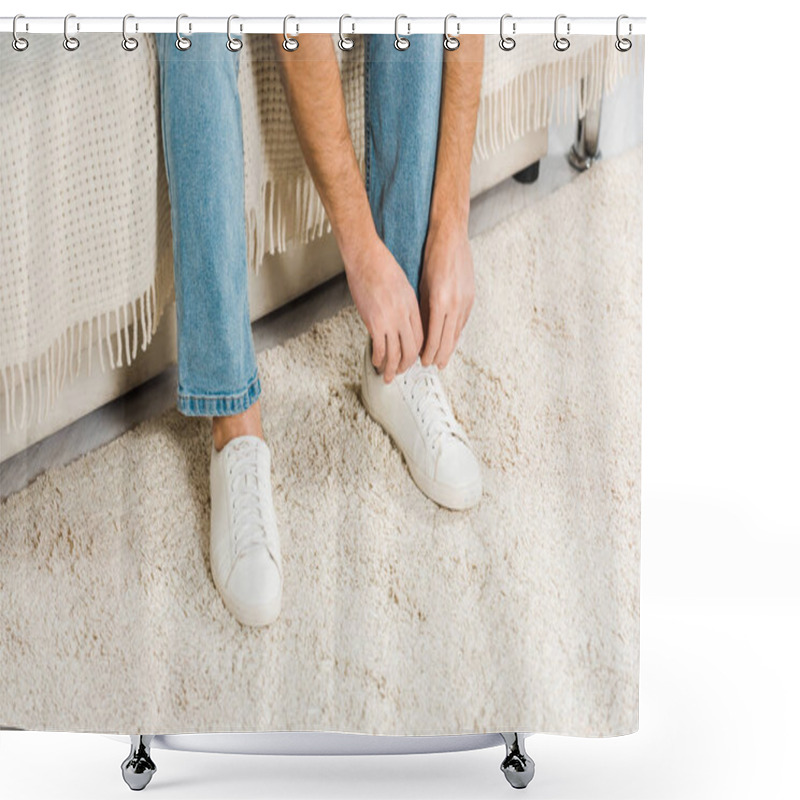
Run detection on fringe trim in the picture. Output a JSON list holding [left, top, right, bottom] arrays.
[[474, 36, 645, 162], [1, 282, 161, 434], [245, 170, 336, 274], [244, 36, 644, 268]]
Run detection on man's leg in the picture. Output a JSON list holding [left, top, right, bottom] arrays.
[[155, 32, 260, 424], [360, 36, 482, 510], [155, 33, 282, 626], [363, 34, 443, 296]]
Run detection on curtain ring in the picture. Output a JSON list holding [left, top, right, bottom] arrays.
[[227, 15, 243, 52], [394, 15, 410, 51], [553, 14, 570, 51], [283, 15, 299, 51], [175, 14, 191, 50], [443, 14, 460, 51], [63, 13, 80, 51], [121, 14, 139, 51], [12, 14, 29, 52], [338, 14, 355, 51], [499, 13, 515, 51], [615, 14, 632, 52]]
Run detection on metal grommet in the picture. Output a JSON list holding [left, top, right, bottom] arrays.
[[443, 14, 460, 51], [227, 14, 243, 52], [12, 14, 29, 51], [499, 13, 515, 51], [553, 14, 570, 51], [175, 14, 191, 50], [63, 13, 80, 51], [394, 14, 410, 51], [121, 14, 138, 51], [338, 14, 355, 51], [615, 14, 632, 52], [283, 15, 299, 51]]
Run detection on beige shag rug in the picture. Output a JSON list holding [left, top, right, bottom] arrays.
[[0, 146, 642, 737]]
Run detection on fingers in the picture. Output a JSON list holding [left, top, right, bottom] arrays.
[[371, 330, 386, 371], [383, 331, 402, 384], [422, 278, 474, 368], [372, 307, 422, 384], [402, 297, 425, 374], [435, 312, 458, 369], [421, 304, 444, 367], [397, 314, 419, 376], [410, 306, 425, 356]]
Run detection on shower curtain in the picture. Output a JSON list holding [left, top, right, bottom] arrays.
[[0, 22, 644, 742]]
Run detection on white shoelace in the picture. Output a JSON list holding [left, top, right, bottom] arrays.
[[400, 361, 468, 453], [226, 438, 270, 557]]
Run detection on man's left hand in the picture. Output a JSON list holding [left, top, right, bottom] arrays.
[[419, 221, 475, 369]]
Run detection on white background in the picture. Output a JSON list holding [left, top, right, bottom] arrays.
[[2, 1, 798, 798]]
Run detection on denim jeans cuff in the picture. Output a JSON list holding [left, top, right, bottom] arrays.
[[177, 370, 261, 417]]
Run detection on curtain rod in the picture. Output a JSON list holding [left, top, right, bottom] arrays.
[[1, 16, 646, 37]]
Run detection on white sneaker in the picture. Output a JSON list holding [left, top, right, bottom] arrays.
[[360, 338, 482, 510], [209, 435, 283, 626]]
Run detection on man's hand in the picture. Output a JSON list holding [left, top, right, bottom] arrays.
[[419, 35, 484, 370], [272, 34, 423, 383], [345, 236, 423, 383], [419, 221, 475, 369]]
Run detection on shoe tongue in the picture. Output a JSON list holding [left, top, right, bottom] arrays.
[[229, 435, 262, 451], [227, 438, 263, 484], [407, 359, 437, 387], [227, 436, 268, 465]]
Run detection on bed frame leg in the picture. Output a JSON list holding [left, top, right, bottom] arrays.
[[500, 732, 535, 789], [512, 160, 541, 184], [568, 74, 604, 171], [121, 735, 157, 791]]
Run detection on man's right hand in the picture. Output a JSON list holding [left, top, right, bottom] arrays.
[[344, 236, 424, 384], [271, 34, 423, 382]]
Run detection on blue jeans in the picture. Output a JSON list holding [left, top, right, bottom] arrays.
[[156, 33, 443, 417]]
